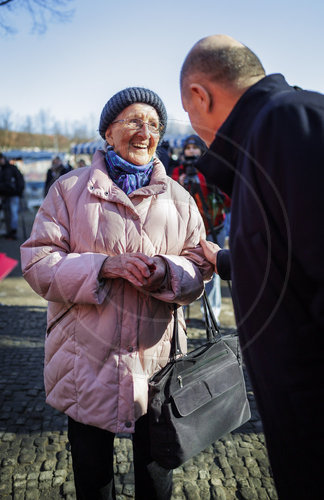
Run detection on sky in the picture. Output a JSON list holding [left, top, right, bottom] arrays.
[[1, 0, 324, 138]]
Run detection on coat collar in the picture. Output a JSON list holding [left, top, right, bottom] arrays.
[[87, 149, 168, 209], [196, 74, 291, 195]]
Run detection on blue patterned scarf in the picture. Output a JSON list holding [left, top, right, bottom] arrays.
[[105, 148, 154, 195]]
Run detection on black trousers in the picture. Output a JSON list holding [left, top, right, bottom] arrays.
[[67, 415, 173, 500]]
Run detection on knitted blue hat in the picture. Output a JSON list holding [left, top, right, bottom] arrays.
[[99, 87, 167, 141], [183, 134, 206, 153]]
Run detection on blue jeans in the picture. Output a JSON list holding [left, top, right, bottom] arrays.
[[3, 196, 19, 234], [224, 211, 231, 238], [10, 196, 20, 231], [201, 225, 227, 323]]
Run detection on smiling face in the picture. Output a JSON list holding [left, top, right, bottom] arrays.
[[105, 103, 160, 165]]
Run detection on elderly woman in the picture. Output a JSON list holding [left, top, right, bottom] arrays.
[[21, 87, 212, 500]]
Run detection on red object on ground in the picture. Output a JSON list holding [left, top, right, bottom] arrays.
[[0, 253, 18, 281]]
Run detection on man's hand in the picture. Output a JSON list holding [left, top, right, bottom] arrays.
[[200, 238, 221, 273], [99, 253, 154, 287]]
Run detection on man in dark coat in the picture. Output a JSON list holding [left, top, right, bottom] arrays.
[[180, 34, 324, 499]]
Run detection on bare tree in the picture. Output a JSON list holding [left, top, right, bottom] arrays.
[[0, 106, 13, 130], [69, 120, 93, 142], [35, 108, 56, 134], [165, 117, 194, 137], [0, 0, 75, 35], [21, 115, 34, 134]]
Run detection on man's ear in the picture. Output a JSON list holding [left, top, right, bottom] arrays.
[[105, 127, 114, 146], [189, 83, 212, 112]]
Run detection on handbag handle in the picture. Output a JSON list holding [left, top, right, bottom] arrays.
[[202, 290, 221, 342], [170, 290, 222, 360], [171, 304, 182, 358]]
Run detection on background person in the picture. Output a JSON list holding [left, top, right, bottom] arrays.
[[0, 153, 25, 240], [21, 87, 212, 500], [44, 156, 71, 197], [76, 158, 87, 168], [180, 34, 324, 499], [156, 139, 178, 176], [172, 134, 230, 324]]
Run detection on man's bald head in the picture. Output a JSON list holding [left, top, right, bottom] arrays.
[[180, 34, 265, 91]]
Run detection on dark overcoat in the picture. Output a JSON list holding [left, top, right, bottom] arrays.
[[197, 74, 324, 499]]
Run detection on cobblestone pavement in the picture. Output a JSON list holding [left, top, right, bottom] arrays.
[[0, 221, 278, 499]]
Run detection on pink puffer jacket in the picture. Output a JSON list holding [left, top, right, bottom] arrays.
[[21, 150, 213, 433]]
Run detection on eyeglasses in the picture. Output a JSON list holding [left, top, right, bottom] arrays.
[[111, 118, 161, 134]]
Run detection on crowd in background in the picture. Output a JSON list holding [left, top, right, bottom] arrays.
[[0, 141, 230, 325]]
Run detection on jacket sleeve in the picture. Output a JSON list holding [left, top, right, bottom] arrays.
[[217, 249, 231, 280], [12, 165, 25, 196], [20, 182, 110, 305], [151, 195, 214, 305]]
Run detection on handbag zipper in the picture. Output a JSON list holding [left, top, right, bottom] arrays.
[[176, 349, 228, 388]]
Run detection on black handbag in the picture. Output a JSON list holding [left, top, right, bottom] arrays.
[[148, 291, 251, 469]]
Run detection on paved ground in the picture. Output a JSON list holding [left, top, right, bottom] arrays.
[[0, 210, 278, 499]]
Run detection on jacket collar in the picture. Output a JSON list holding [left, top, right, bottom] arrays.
[[196, 74, 291, 195], [87, 149, 168, 209]]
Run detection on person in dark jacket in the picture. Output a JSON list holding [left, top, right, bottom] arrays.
[[44, 156, 71, 197], [0, 153, 25, 239], [172, 134, 230, 324], [180, 34, 324, 499], [156, 140, 178, 176]]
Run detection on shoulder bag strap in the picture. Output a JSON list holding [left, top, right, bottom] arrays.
[[171, 292, 222, 361], [170, 304, 183, 360], [202, 290, 222, 342]]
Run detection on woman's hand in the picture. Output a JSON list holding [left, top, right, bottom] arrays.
[[141, 256, 167, 292], [200, 238, 221, 273], [99, 253, 155, 287]]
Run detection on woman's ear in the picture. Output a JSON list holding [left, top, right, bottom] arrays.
[[105, 127, 114, 147]]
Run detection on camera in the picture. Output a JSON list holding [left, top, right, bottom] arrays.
[[182, 155, 200, 186]]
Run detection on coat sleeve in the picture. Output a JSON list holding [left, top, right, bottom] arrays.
[[151, 195, 214, 305], [217, 249, 231, 280], [20, 182, 110, 305]]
